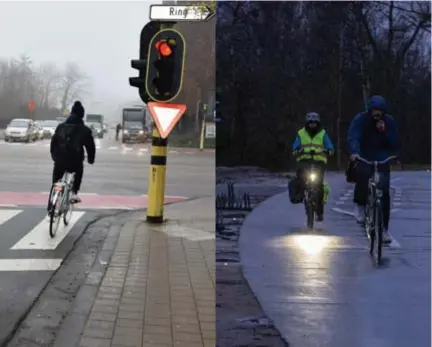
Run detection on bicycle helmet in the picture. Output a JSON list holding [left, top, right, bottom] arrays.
[[306, 112, 320, 123]]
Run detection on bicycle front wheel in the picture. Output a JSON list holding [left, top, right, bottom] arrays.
[[49, 192, 62, 238], [63, 193, 74, 226]]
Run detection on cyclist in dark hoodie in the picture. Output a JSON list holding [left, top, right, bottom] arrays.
[[49, 101, 95, 205], [347, 95, 398, 243]]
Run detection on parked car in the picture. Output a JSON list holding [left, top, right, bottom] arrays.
[[4, 119, 36, 143], [34, 121, 44, 140], [42, 120, 59, 139]]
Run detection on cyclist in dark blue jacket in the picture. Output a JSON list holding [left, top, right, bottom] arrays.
[[347, 95, 398, 243]]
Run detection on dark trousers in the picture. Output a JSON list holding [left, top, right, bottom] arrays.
[[52, 162, 83, 193], [296, 160, 326, 215], [115, 131, 119, 141], [353, 162, 390, 229]]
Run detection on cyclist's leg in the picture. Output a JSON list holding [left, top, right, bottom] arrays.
[[353, 162, 370, 222], [377, 168, 391, 230], [72, 162, 84, 194], [315, 162, 325, 219]]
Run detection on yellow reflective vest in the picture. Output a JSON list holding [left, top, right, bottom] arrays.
[[296, 127, 327, 163]]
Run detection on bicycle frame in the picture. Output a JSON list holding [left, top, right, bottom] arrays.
[[356, 155, 397, 263], [51, 172, 75, 215]]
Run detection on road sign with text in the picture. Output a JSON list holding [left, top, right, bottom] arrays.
[[149, 5, 214, 22]]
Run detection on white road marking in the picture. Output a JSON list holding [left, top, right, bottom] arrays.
[[11, 211, 85, 250], [0, 259, 62, 271], [391, 208, 400, 213], [393, 202, 402, 206], [335, 201, 345, 205], [390, 177, 400, 182], [331, 207, 355, 217], [389, 236, 401, 248], [339, 196, 349, 201], [0, 204, 18, 208], [0, 209, 22, 225], [108, 146, 118, 150]]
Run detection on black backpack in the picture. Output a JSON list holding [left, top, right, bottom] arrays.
[[56, 123, 82, 160]]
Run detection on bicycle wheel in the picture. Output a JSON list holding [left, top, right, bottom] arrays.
[[375, 204, 384, 264], [49, 192, 62, 238], [63, 190, 73, 225]]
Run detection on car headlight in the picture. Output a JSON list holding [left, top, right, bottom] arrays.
[[139, 130, 144, 134], [123, 130, 128, 134], [309, 172, 317, 182]]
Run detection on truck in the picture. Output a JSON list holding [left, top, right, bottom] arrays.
[[86, 114, 104, 138], [121, 107, 149, 143]]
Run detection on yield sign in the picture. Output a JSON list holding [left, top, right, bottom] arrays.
[[148, 102, 187, 139]]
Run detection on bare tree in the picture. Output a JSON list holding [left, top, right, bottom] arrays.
[[34, 63, 62, 108], [59, 62, 90, 112]]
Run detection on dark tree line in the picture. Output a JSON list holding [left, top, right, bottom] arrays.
[[216, 1, 431, 170]]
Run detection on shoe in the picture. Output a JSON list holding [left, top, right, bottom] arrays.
[[70, 193, 81, 203], [382, 229, 392, 244], [316, 213, 324, 222], [355, 204, 365, 224]]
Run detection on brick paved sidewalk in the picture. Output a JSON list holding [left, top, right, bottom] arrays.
[[72, 198, 215, 347]]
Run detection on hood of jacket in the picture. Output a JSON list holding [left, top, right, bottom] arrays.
[[367, 95, 386, 113]]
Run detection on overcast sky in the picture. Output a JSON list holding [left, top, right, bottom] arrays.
[[0, 1, 161, 119]]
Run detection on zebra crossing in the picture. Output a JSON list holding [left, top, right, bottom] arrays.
[[0, 207, 91, 271]]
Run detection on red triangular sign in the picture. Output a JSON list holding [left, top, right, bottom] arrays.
[[148, 102, 187, 139]]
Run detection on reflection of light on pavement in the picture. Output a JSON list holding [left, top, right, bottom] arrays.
[[294, 235, 329, 256]]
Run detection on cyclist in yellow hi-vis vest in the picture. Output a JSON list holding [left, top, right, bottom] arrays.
[[292, 112, 334, 221]]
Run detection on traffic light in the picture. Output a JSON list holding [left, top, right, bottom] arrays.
[[129, 22, 161, 104], [146, 29, 186, 103]]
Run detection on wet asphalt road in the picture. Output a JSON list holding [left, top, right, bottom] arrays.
[[0, 133, 214, 197], [240, 171, 431, 347], [0, 133, 214, 345]]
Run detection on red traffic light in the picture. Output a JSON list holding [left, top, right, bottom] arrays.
[[155, 40, 172, 57]]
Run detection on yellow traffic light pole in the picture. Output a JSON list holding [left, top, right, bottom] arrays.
[[146, 22, 184, 224], [146, 128, 168, 223]]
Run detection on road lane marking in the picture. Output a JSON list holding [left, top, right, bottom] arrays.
[[0, 209, 22, 225], [11, 211, 85, 250], [0, 204, 18, 208], [0, 259, 62, 271], [389, 236, 401, 248], [331, 207, 355, 217]]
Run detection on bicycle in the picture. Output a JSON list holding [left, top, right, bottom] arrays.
[[294, 149, 330, 229], [355, 155, 398, 264], [48, 171, 77, 238]]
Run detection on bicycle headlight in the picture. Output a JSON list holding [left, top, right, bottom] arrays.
[[123, 130, 128, 134], [309, 172, 317, 182], [139, 130, 144, 134]]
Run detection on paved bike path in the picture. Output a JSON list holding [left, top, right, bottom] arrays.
[[239, 172, 430, 347]]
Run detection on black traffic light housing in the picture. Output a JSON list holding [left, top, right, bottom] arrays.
[[129, 21, 161, 104], [145, 29, 186, 103]]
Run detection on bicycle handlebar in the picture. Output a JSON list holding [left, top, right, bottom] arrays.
[[355, 155, 398, 165]]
